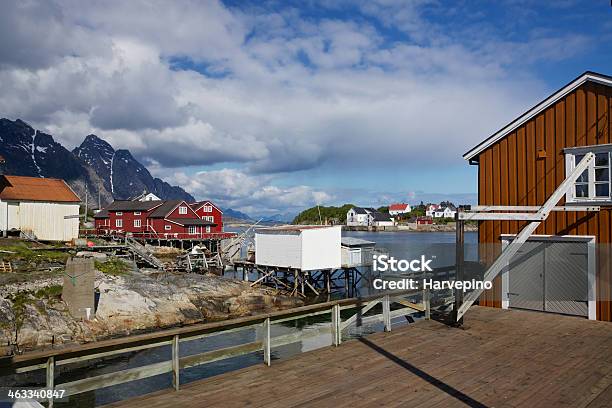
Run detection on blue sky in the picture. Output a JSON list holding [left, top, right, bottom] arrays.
[[1, 0, 611, 215]]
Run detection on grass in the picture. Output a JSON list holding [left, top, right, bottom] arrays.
[[95, 257, 130, 276], [0, 240, 70, 263]]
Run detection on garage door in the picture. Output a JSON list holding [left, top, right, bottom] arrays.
[[507, 239, 588, 317]]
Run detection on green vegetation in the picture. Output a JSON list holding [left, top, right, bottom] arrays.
[[95, 257, 130, 276], [34, 285, 63, 300], [0, 240, 69, 264], [292, 204, 355, 225]]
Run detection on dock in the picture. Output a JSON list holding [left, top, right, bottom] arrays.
[[105, 306, 612, 407]]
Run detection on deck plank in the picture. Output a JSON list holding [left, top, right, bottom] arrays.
[[104, 307, 612, 408]]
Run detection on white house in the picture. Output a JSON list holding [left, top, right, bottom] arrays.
[[433, 207, 457, 218], [255, 225, 341, 271], [368, 212, 395, 227], [425, 204, 440, 217], [347, 207, 394, 226], [131, 191, 161, 201], [346, 207, 373, 226], [388, 203, 411, 216], [0, 175, 81, 241], [341, 237, 376, 267]]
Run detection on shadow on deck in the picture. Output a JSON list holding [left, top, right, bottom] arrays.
[[106, 306, 612, 408]]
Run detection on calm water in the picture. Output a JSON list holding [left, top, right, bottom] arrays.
[[5, 231, 477, 407]]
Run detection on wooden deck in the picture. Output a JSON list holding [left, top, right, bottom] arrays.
[[106, 306, 612, 407]]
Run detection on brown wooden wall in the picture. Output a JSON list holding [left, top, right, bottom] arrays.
[[477, 81, 612, 321]]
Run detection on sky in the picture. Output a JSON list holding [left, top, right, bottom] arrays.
[[1, 0, 611, 216]]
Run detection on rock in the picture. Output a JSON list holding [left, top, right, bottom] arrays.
[[76, 251, 108, 260]]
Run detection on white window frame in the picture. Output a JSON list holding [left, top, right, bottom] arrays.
[[115, 219, 123, 228], [165, 225, 172, 231], [565, 145, 612, 203], [116, 212, 123, 216], [189, 226, 197, 235], [206, 226, 211, 233], [134, 219, 141, 228], [179, 206, 188, 215], [134, 211, 141, 216], [205, 205, 213, 212]]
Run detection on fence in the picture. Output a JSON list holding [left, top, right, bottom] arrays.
[[0, 289, 429, 407]]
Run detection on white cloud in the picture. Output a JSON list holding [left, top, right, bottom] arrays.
[[0, 0, 597, 213]]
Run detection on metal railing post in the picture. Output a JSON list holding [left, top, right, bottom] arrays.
[[331, 304, 341, 346], [172, 335, 180, 391], [423, 288, 431, 320], [263, 318, 271, 366], [383, 295, 391, 332], [46, 356, 54, 408]]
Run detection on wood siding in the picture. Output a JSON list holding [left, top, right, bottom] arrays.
[[477, 82, 612, 321]]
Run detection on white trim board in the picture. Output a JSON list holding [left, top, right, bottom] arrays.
[[464, 72, 612, 161], [499, 234, 596, 321]]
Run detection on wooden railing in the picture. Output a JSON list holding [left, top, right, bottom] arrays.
[[0, 289, 429, 407], [82, 229, 237, 241]]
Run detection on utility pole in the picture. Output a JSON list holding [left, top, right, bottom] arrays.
[[84, 183, 88, 223]]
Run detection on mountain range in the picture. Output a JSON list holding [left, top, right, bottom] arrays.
[[0, 118, 193, 206]]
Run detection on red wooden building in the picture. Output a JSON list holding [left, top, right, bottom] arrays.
[[94, 199, 229, 240], [190, 200, 224, 233]]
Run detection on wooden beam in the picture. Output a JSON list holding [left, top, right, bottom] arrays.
[[470, 205, 600, 212]]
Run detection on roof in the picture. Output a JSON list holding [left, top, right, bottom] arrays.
[[149, 200, 184, 218], [464, 71, 612, 161], [257, 225, 341, 235], [0, 175, 80, 203], [170, 218, 216, 226], [351, 207, 368, 214], [93, 208, 109, 218], [370, 212, 392, 221], [389, 203, 410, 211], [98, 200, 163, 213], [341, 237, 376, 247], [190, 200, 223, 213]]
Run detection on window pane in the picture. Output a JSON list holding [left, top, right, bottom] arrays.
[[596, 168, 609, 182], [575, 184, 588, 198], [577, 169, 589, 183], [595, 153, 609, 167], [595, 183, 609, 198]]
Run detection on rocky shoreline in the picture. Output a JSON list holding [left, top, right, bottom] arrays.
[[0, 268, 301, 356]]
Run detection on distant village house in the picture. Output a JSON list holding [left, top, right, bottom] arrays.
[[346, 206, 394, 227], [388, 203, 411, 216]]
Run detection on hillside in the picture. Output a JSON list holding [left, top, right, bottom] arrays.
[[292, 204, 355, 225]]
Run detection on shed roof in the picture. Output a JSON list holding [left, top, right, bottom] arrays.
[[0, 175, 80, 203], [463, 71, 612, 162], [370, 212, 392, 221], [341, 237, 376, 248]]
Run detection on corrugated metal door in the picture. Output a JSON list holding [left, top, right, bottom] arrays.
[[544, 242, 588, 317], [508, 240, 588, 317], [7, 202, 19, 230], [508, 241, 546, 312]]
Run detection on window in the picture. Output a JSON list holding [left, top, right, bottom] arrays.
[[165, 225, 171, 231], [566, 148, 611, 202], [179, 206, 188, 214], [116, 212, 123, 216], [206, 226, 211, 233], [189, 226, 197, 235], [204, 205, 213, 212], [115, 219, 123, 227], [134, 212, 141, 215], [134, 219, 141, 228]]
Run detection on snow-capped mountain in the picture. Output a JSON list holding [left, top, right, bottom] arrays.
[[73, 134, 194, 202], [0, 118, 194, 205]]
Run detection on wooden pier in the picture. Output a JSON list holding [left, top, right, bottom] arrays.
[[105, 306, 612, 408]]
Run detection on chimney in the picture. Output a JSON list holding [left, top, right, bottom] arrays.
[[0, 154, 5, 175]]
